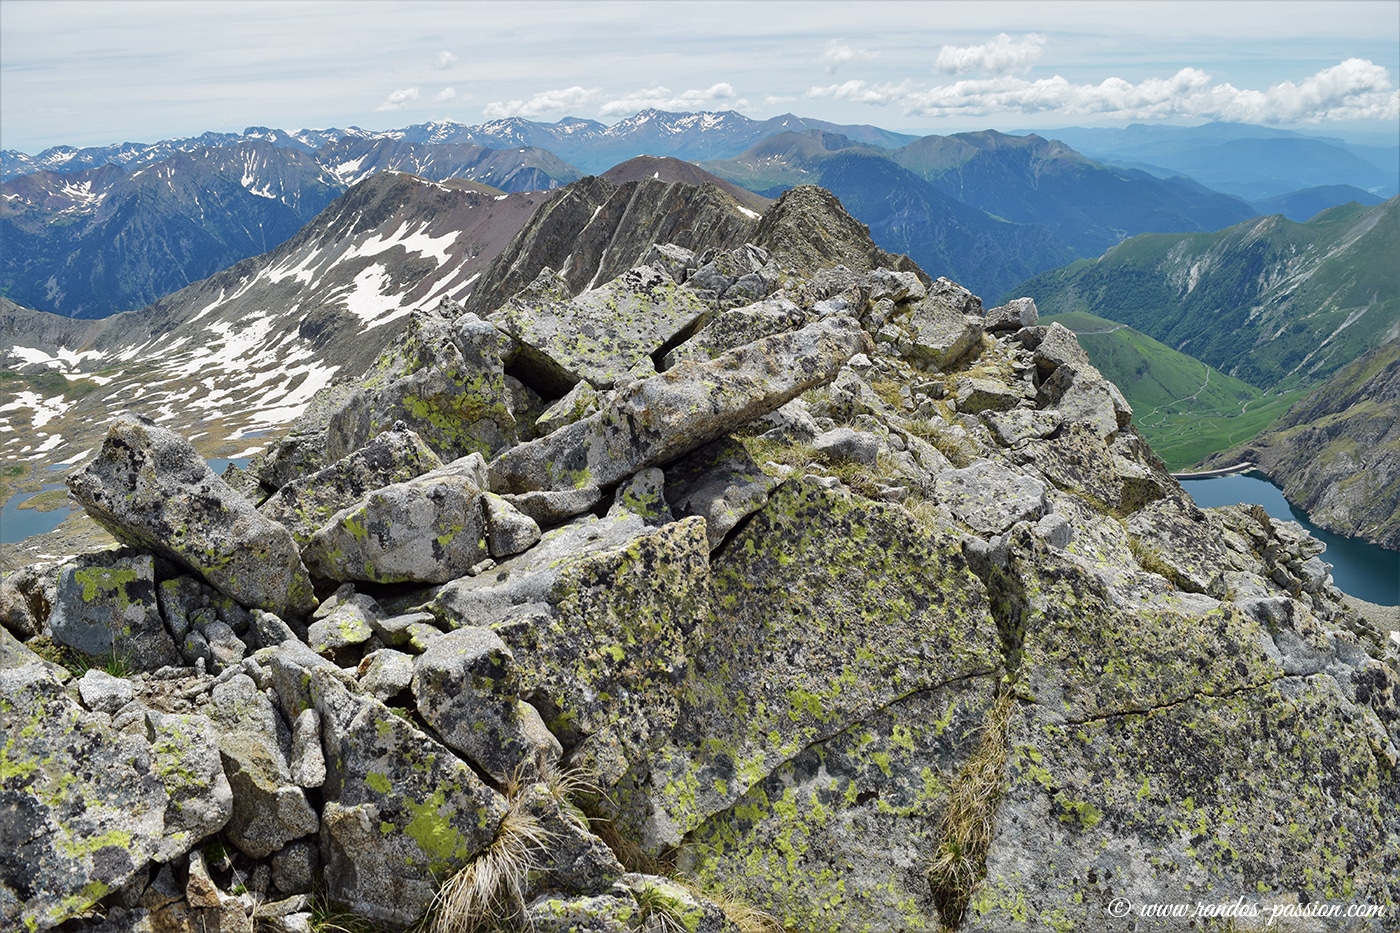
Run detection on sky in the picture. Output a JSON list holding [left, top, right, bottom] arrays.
[[2, 0, 1398, 154]]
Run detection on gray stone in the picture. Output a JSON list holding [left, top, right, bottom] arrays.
[[0, 561, 52, 639], [271, 839, 319, 896], [754, 397, 821, 443], [66, 416, 317, 617], [78, 668, 135, 714], [49, 552, 182, 672], [302, 471, 487, 584], [955, 376, 1024, 414], [813, 426, 881, 465], [1031, 321, 1094, 379], [905, 293, 983, 371], [662, 296, 808, 368], [868, 267, 926, 304], [493, 264, 710, 389], [258, 426, 444, 546], [488, 315, 872, 495], [1036, 362, 1132, 438], [0, 666, 170, 931], [249, 610, 299, 649], [934, 459, 1049, 535], [201, 620, 246, 673], [484, 492, 543, 558], [411, 625, 563, 783], [524, 894, 635, 933], [984, 296, 1039, 331], [144, 711, 233, 860], [1034, 512, 1074, 549], [312, 668, 508, 929], [502, 486, 605, 527], [982, 408, 1063, 448], [664, 437, 786, 550], [289, 708, 325, 788], [206, 673, 318, 858]]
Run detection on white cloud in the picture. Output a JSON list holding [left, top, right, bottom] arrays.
[[822, 40, 878, 74], [764, 94, 798, 107], [483, 86, 601, 119], [375, 87, 420, 111], [936, 33, 1046, 75], [433, 87, 457, 103], [813, 60, 1399, 124], [598, 83, 744, 117], [807, 80, 911, 106], [435, 50, 458, 70]]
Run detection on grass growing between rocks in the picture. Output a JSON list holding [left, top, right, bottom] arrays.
[[927, 689, 1015, 928], [422, 786, 551, 933]]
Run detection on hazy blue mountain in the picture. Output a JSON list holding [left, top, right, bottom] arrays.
[[1038, 122, 1399, 200], [1251, 184, 1384, 222], [888, 130, 1258, 256]]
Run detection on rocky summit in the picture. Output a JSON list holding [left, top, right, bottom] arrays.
[[1, 186, 1397, 933]]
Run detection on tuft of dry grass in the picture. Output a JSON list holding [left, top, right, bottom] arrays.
[[927, 690, 1015, 927]]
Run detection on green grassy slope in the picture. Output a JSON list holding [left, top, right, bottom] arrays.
[[1020, 198, 1400, 392], [1045, 311, 1307, 470]]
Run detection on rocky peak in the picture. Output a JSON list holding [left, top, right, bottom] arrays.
[[2, 186, 1397, 933]]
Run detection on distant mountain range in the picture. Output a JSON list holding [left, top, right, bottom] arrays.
[[1037, 122, 1399, 201], [8, 112, 1394, 320], [701, 128, 1257, 298]]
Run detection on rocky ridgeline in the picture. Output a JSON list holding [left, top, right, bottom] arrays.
[[3, 193, 1398, 933]]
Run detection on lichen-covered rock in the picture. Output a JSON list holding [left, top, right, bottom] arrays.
[[1125, 495, 1234, 593], [484, 492, 543, 558], [934, 459, 1049, 535], [357, 648, 415, 702], [411, 625, 562, 783], [48, 552, 182, 672], [66, 416, 316, 617], [306, 589, 378, 661], [144, 711, 233, 859], [311, 668, 508, 930], [625, 479, 1001, 851], [963, 530, 1399, 931], [205, 673, 318, 858], [685, 678, 996, 931], [905, 295, 983, 371], [1, 666, 170, 931], [488, 315, 872, 495], [493, 264, 711, 389], [324, 309, 519, 463], [516, 781, 624, 895], [664, 437, 785, 550], [258, 426, 443, 545], [302, 471, 487, 584], [534, 379, 603, 436], [662, 296, 809, 368]]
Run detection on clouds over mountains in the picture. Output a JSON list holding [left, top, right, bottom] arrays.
[[809, 53, 1399, 124]]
